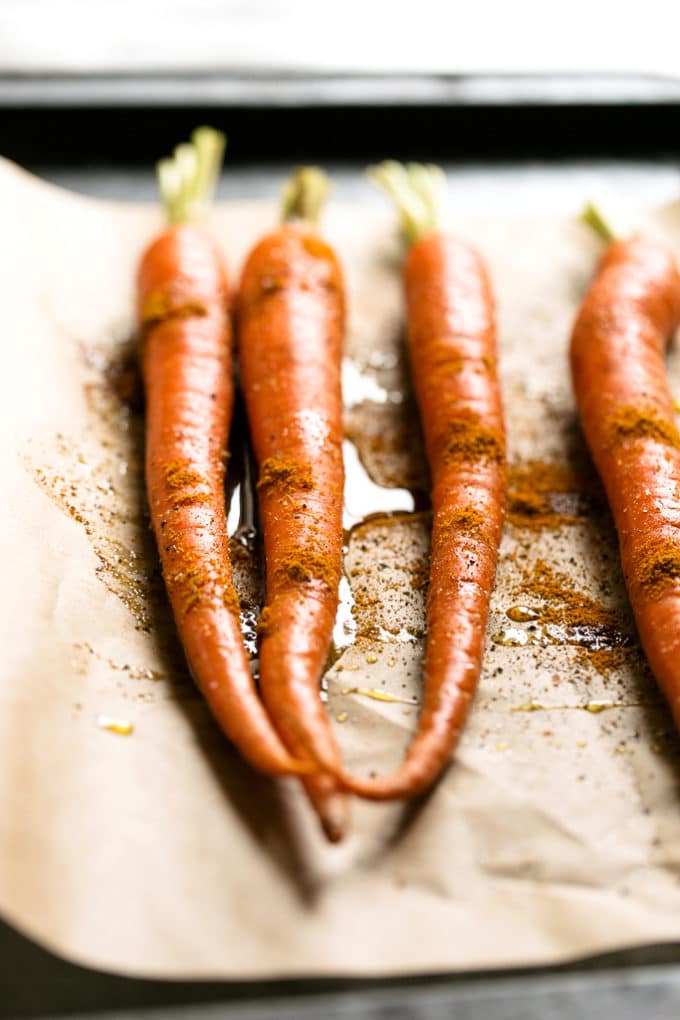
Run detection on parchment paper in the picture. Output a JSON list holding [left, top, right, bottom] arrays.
[[3, 154, 680, 979]]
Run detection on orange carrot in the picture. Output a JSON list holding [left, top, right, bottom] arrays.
[[572, 207, 680, 728], [139, 129, 310, 777], [341, 163, 506, 799], [238, 169, 348, 839]]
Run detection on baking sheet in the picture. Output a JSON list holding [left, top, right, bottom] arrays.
[[3, 154, 680, 979]]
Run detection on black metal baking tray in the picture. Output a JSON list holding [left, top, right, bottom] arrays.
[[4, 73, 680, 1020], [5, 70, 680, 166], [2, 70, 680, 109]]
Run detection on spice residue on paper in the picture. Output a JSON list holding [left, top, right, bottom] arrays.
[[22, 339, 162, 632], [493, 559, 634, 676], [506, 460, 589, 531]]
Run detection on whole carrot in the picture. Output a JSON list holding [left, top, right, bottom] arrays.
[[572, 206, 680, 728], [238, 169, 348, 839], [139, 129, 310, 777], [341, 163, 506, 799]]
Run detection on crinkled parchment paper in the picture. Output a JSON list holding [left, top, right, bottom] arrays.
[[3, 155, 680, 978]]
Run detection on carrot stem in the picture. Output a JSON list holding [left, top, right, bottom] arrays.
[[157, 126, 226, 225], [281, 167, 330, 226], [368, 161, 445, 245], [580, 201, 617, 244]]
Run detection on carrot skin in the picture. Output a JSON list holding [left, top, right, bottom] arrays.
[[139, 224, 311, 777], [238, 223, 348, 828], [341, 233, 505, 799], [570, 235, 680, 727]]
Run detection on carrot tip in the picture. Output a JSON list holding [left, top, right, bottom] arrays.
[[316, 794, 349, 843]]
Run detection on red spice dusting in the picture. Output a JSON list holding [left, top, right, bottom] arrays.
[[517, 560, 618, 631], [274, 548, 340, 589], [257, 605, 274, 637], [172, 491, 211, 507], [440, 414, 504, 465], [257, 457, 313, 492], [222, 585, 241, 617], [634, 541, 680, 594], [605, 405, 680, 449], [434, 506, 491, 551], [164, 461, 204, 489]]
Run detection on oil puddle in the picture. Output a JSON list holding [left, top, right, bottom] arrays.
[[493, 611, 632, 652], [97, 714, 134, 736], [343, 438, 418, 531], [511, 699, 643, 714], [342, 357, 404, 409], [332, 575, 358, 657], [341, 686, 418, 706], [221, 396, 264, 658], [506, 605, 540, 623]]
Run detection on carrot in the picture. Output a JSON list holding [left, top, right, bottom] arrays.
[[138, 128, 311, 777], [237, 168, 348, 839], [340, 163, 506, 799], [572, 205, 680, 728]]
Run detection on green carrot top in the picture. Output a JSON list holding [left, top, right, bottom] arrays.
[[580, 201, 617, 244], [368, 160, 446, 245], [157, 126, 226, 225], [281, 166, 330, 227]]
